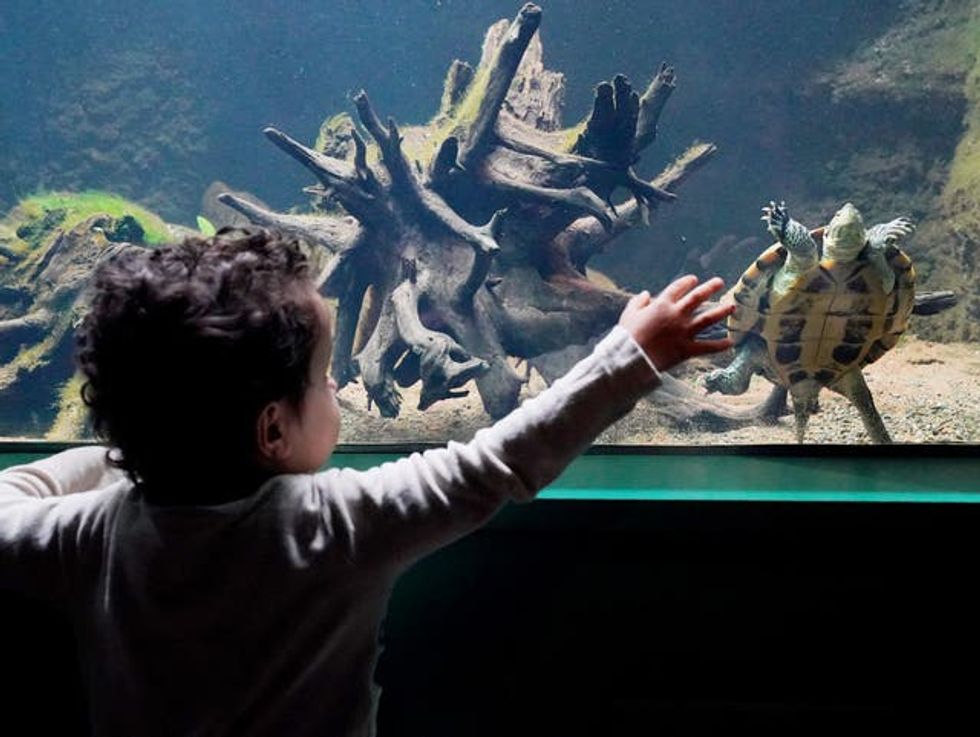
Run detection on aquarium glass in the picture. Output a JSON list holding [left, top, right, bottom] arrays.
[[2, 0, 978, 446]]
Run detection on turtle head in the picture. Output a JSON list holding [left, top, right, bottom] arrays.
[[823, 202, 866, 260]]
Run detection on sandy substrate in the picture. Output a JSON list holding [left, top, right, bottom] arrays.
[[2, 337, 973, 447], [336, 337, 980, 446]]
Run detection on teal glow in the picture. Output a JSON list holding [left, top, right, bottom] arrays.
[[538, 489, 980, 503], [2, 447, 978, 504]]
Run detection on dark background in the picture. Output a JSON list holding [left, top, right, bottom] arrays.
[[5, 498, 979, 736], [0, 0, 903, 290]]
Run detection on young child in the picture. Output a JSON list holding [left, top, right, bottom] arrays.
[[0, 228, 733, 736]]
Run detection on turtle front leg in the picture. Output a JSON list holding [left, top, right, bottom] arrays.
[[704, 334, 767, 395], [762, 200, 819, 274], [866, 217, 915, 294], [829, 369, 892, 444]]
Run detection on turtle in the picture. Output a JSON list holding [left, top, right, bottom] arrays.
[[704, 201, 916, 443]]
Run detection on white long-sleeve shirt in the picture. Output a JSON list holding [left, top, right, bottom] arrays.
[[0, 326, 659, 737]]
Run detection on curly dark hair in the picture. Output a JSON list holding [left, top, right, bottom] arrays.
[[75, 228, 322, 495]]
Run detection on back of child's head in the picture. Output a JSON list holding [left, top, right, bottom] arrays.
[[76, 227, 322, 497]]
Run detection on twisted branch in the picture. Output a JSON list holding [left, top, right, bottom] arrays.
[[351, 91, 416, 193], [355, 267, 490, 415], [355, 297, 405, 418], [484, 172, 614, 231], [216, 193, 362, 255], [262, 127, 383, 222], [496, 131, 615, 174], [457, 209, 506, 306], [391, 279, 489, 410], [211, 6, 721, 422], [459, 3, 543, 169], [321, 247, 373, 388], [355, 91, 501, 256], [634, 62, 676, 154], [558, 141, 718, 271], [0, 309, 53, 344]]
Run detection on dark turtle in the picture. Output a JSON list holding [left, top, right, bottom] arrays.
[[704, 201, 916, 443]]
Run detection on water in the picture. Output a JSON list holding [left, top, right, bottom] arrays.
[[1, 0, 977, 444]]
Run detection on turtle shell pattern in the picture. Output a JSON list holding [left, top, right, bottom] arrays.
[[728, 233, 915, 388]]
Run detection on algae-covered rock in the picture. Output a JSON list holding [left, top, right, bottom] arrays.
[[919, 41, 980, 341], [47, 373, 90, 442], [0, 191, 173, 437], [816, 0, 978, 106], [7, 191, 171, 249]]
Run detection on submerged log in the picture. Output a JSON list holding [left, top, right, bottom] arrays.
[[0, 5, 961, 440], [222, 3, 741, 424]]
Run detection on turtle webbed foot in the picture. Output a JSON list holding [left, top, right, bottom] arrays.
[[867, 217, 915, 249], [761, 200, 789, 242], [704, 366, 750, 395]]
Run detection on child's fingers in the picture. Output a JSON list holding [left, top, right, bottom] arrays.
[[688, 337, 734, 356], [622, 290, 651, 317], [661, 274, 699, 302], [688, 302, 736, 334], [676, 277, 725, 313], [631, 289, 652, 308]]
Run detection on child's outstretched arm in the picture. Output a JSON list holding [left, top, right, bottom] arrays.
[[317, 276, 734, 570], [0, 446, 123, 500], [0, 446, 125, 595]]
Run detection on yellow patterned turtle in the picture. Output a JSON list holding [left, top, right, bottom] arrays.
[[704, 201, 916, 443]]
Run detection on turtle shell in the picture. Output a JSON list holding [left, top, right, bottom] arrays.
[[728, 234, 915, 388], [728, 242, 789, 342], [858, 243, 916, 367]]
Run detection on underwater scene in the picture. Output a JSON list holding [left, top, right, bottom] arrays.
[[1, 0, 979, 445]]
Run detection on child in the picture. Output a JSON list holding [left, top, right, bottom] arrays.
[[0, 228, 733, 736]]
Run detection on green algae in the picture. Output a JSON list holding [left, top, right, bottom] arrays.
[[196, 215, 217, 236], [47, 373, 89, 441], [943, 10, 980, 205], [12, 191, 171, 248], [315, 113, 357, 157], [560, 119, 588, 153]]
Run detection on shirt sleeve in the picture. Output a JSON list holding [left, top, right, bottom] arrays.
[[0, 446, 125, 597], [316, 325, 661, 570]]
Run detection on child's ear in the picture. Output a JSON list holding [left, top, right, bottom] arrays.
[[256, 401, 290, 463]]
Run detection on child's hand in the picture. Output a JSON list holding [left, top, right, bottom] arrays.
[[618, 275, 735, 372]]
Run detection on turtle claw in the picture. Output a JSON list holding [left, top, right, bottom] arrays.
[[761, 200, 789, 240]]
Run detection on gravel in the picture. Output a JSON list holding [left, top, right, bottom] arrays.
[[337, 337, 980, 447]]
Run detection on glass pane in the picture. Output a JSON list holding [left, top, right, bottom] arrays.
[[1, 0, 977, 446]]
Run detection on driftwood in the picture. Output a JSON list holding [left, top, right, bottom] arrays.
[[0, 5, 962, 440], [217, 3, 764, 427]]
